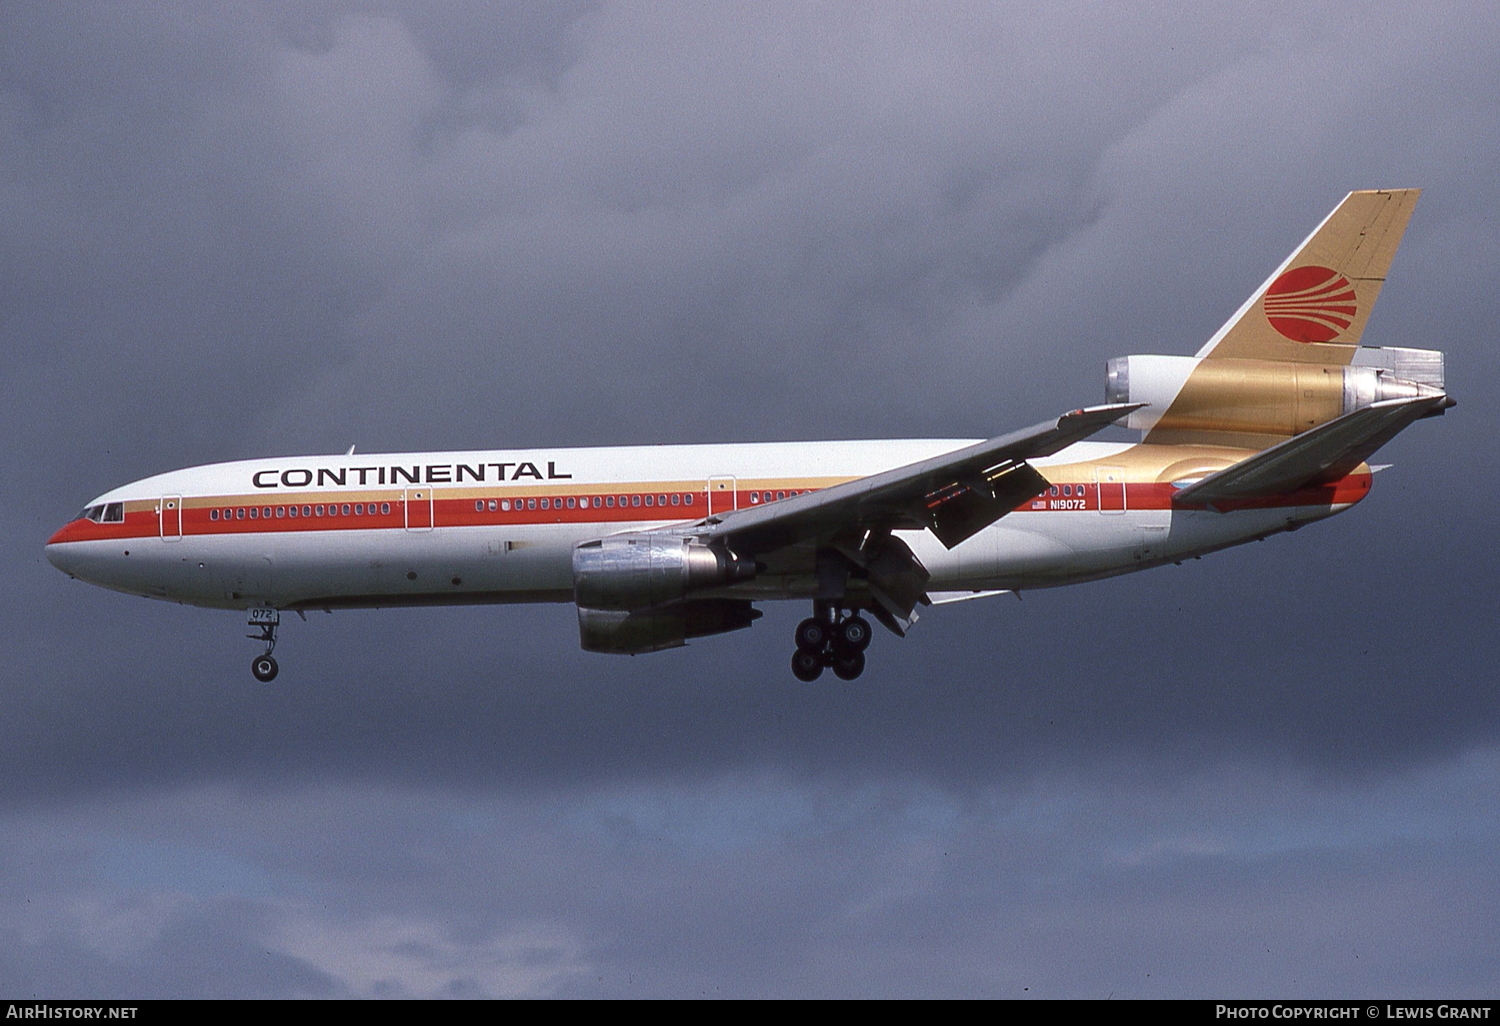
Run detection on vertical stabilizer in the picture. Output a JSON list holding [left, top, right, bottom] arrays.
[[1195, 189, 1420, 366]]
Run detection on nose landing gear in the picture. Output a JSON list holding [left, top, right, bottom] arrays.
[[247, 607, 280, 682], [791, 603, 873, 682]]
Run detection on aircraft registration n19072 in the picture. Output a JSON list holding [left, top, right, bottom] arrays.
[[46, 189, 1451, 682]]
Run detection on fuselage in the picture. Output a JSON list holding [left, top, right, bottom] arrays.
[[45, 436, 1370, 612]]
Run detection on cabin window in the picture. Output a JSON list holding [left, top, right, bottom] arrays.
[[684, 494, 693, 505], [276, 507, 285, 518], [644, 494, 654, 507], [210, 509, 219, 521], [381, 503, 390, 515], [567, 497, 576, 509], [671, 493, 680, 506], [315, 505, 324, 516], [249, 507, 259, 519], [340, 504, 350, 516], [288, 506, 298, 518], [475, 500, 483, 512], [488, 499, 497, 511]]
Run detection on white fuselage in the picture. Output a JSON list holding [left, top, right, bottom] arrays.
[[45, 437, 1361, 613]]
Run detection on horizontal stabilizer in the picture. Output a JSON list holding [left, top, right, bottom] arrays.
[[1172, 394, 1449, 507]]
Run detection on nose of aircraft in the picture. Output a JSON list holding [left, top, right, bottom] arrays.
[[45, 528, 79, 576]]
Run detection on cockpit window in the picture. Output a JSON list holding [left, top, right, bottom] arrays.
[[77, 503, 125, 524]]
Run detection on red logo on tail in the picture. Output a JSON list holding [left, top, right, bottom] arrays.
[[1263, 265, 1356, 343]]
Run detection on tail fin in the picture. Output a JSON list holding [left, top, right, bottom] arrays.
[[1196, 189, 1420, 366]]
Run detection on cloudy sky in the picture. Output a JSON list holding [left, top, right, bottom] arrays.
[[4, 0, 1498, 998]]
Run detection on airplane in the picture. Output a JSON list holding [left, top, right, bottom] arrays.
[[46, 189, 1451, 683]]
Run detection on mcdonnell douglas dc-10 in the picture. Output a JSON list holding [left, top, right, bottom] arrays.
[[47, 190, 1451, 682]]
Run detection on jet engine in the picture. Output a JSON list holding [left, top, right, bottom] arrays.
[[572, 534, 756, 612], [1105, 348, 1446, 439]]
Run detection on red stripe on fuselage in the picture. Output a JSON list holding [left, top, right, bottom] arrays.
[[46, 473, 1371, 546]]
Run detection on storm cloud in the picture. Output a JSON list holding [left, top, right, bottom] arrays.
[[3, 1, 1497, 997]]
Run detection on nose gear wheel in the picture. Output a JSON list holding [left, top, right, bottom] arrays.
[[246, 608, 282, 682]]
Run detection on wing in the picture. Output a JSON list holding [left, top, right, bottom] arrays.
[[704, 403, 1140, 553], [695, 403, 1139, 630], [1171, 393, 1451, 507]]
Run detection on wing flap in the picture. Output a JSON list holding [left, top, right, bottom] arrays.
[[1172, 394, 1449, 506]]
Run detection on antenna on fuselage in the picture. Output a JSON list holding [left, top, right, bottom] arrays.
[[345, 444, 356, 456]]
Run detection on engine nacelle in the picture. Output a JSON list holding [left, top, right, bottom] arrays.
[[577, 600, 762, 654], [1105, 348, 1445, 438], [572, 534, 756, 612]]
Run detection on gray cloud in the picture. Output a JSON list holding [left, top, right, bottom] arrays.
[[3, 0, 1497, 997]]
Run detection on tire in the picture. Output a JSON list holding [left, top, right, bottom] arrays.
[[251, 654, 279, 683], [794, 618, 829, 653], [791, 649, 824, 682], [831, 651, 865, 681], [837, 616, 872, 652]]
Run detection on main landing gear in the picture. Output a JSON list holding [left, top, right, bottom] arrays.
[[791, 602, 873, 682], [247, 607, 280, 682]]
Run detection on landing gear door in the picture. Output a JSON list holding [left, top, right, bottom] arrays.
[[160, 495, 183, 540], [707, 476, 737, 518], [1095, 468, 1126, 514], [404, 488, 434, 531]]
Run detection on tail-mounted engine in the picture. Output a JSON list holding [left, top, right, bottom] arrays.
[[1105, 347, 1446, 442]]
